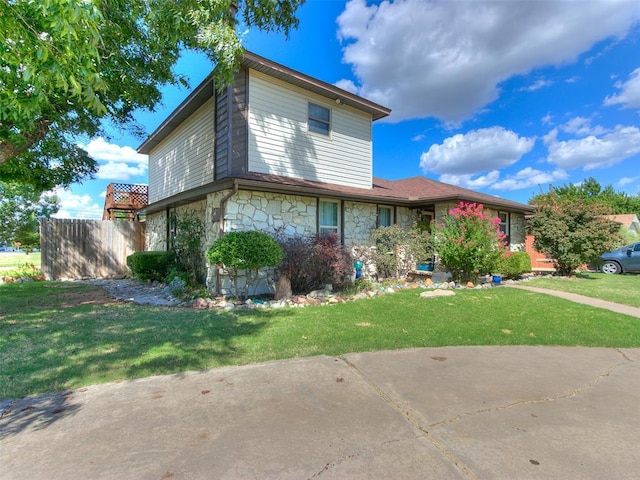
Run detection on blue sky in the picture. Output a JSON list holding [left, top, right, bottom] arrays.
[[55, 0, 640, 218]]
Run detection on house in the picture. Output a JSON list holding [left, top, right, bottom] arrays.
[[606, 214, 640, 236], [138, 51, 534, 291]]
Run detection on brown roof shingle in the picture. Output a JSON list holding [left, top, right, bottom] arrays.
[[233, 172, 534, 213]]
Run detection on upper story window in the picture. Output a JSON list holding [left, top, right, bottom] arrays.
[[319, 199, 340, 234], [308, 102, 331, 136], [378, 206, 393, 227]]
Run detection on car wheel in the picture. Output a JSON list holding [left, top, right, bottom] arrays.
[[601, 261, 621, 274]]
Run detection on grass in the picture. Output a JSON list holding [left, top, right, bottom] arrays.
[[2, 280, 639, 399], [0, 251, 41, 271], [526, 272, 640, 308]]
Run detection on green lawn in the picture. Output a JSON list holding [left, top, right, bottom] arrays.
[[0, 251, 41, 271], [2, 281, 639, 399], [525, 273, 640, 308]]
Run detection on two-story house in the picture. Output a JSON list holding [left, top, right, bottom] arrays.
[[138, 51, 534, 291]]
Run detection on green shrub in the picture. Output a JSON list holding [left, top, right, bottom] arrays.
[[496, 252, 532, 278], [126, 251, 174, 282], [169, 211, 206, 286], [207, 231, 283, 298], [368, 224, 432, 279], [528, 197, 621, 275]]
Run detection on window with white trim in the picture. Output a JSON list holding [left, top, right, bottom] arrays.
[[319, 199, 339, 234], [308, 102, 331, 136], [378, 206, 393, 227], [498, 212, 509, 243]]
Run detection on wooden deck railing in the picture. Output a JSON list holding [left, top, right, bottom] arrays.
[[102, 183, 148, 220]]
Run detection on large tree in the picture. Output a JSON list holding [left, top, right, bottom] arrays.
[[530, 177, 640, 216], [0, 182, 59, 246], [0, 0, 303, 190], [528, 195, 621, 276]]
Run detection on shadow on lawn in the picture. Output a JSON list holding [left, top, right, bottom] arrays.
[[1, 282, 286, 436]]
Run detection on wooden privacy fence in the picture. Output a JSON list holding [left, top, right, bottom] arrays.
[[40, 219, 146, 279]]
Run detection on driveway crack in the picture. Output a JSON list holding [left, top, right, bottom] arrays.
[[339, 356, 478, 480], [426, 356, 634, 430]]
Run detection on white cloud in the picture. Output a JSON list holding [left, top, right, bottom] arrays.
[[96, 161, 148, 181], [440, 170, 501, 189], [491, 167, 568, 191], [618, 176, 639, 186], [78, 137, 148, 181], [544, 125, 640, 170], [604, 67, 640, 109], [522, 79, 553, 92], [336, 0, 639, 122], [559, 117, 607, 136], [411, 133, 426, 142], [334, 78, 359, 94], [51, 189, 103, 220], [419, 127, 535, 176], [80, 137, 147, 164], [541, 114, 553, 126]]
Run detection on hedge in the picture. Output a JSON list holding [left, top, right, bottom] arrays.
[[126, 251, 174, 282]]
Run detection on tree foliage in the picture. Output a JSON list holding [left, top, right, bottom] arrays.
[[0, 0, 303, 189], [169, 210, 206, 286], [207, 231, 283, 297], [530, 177, 640, 216], [0, 181, 59, 245], [432, 202, 507, 283], [528, 196, 622, 276]]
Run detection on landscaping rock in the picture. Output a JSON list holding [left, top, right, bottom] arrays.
[[307, 289, 332, 299], [192, 297, 208, 309]]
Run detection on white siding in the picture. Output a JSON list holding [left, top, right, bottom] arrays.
[[148, 98, 215, 203], [247, 71, 373, 189]]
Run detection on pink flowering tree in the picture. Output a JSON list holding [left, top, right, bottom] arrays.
[[432, 202, 508, 283]]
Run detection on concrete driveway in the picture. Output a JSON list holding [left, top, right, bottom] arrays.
[[1, 346, 639, 479]]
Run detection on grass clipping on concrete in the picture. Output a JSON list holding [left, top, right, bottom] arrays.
[[1, 280, 639, 399]]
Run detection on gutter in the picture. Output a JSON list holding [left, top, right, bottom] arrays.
[[219, 180, 239, 237], [215, 180, 239, 294]]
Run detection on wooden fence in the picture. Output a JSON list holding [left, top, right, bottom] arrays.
[[40, 219, 146, 279]]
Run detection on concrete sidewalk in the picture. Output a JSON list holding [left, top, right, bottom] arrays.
[[505, 284, 640, 318], [1, 346, 639, 479]]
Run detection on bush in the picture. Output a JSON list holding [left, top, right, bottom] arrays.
[[207, 231, 283, 298], [169, 211, 206, 286], [126, 251, 174, 282], [432, 202, 508, 283], [495, 252, 532, 279], [528, 197, 622, 275], [368, 224, 432, 279], [278, 233, 353, 293]]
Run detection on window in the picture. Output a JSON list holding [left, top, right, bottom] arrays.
[[319, 200, 339, 234], [308, 102, 331, 136], [498, 212, 509, 243], [378, 206, 393, 227]]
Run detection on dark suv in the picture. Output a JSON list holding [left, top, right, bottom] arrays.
[[600, 242, 640, 274]]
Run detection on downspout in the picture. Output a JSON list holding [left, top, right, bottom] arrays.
[[215, 180, 239, 293]]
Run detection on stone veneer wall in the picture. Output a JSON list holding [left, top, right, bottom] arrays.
[[144, 191, 528, 292], [145, 211, 167, 251], [146, 190, 424, 294]]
